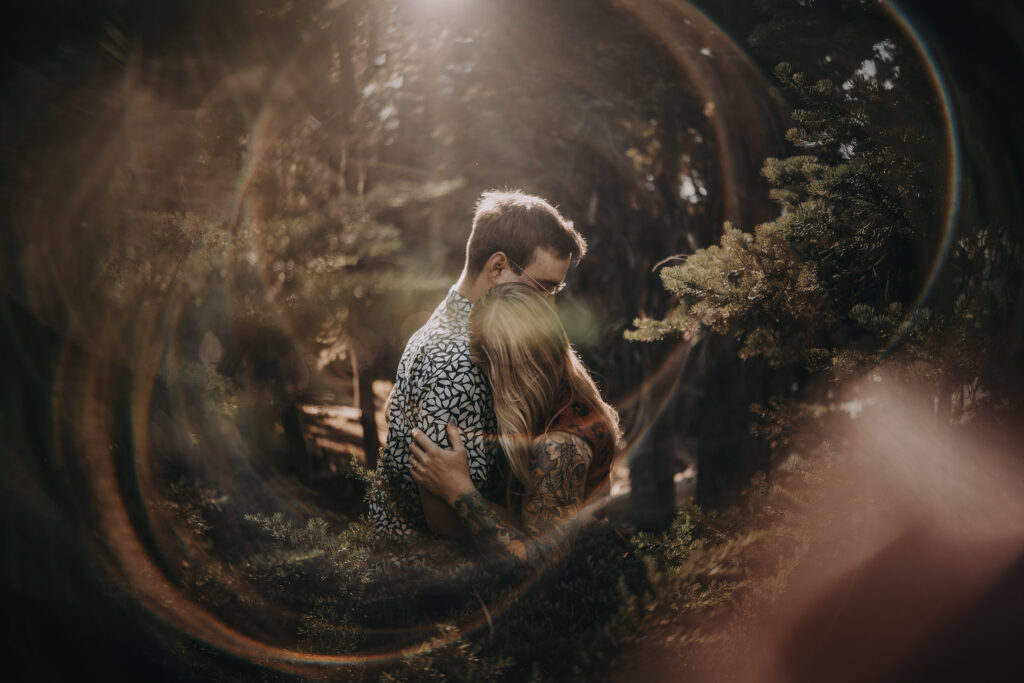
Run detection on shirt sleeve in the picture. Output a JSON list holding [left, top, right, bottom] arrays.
[[408, 354, 495, 486]]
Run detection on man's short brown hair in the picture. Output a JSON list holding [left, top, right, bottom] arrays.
[[465, 190, 587, 278]]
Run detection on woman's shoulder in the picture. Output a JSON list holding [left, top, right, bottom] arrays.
[[549, 401, 612, 448], [529, 430, 593, 471], [549, 399, 607, 430], [531, 429, 592, 448]]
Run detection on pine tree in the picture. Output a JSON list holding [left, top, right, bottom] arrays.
[[629, 0, 1019, 454]]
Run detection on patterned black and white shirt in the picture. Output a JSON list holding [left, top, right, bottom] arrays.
[[368, 287, 501, 538]]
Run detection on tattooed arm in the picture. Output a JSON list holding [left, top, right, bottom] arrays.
[[455, 432, 591, 574], [411, 424, 591, 575]]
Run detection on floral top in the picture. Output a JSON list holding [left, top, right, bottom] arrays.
[[368, 288, 501, 538], [547, 398, 616, 505]]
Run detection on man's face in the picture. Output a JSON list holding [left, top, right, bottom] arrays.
[[497, 247, 571, 299]]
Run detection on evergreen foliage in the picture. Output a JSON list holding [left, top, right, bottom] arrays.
[[628, 0, 1021, 449], [160, 448, 854, 681]]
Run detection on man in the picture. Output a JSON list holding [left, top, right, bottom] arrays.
[[368, 189, 587, 538]]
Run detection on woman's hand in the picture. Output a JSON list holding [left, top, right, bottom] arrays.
[[409, 422, 475, 505]]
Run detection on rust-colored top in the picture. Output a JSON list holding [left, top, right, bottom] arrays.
[[547, 398, 616, 503]]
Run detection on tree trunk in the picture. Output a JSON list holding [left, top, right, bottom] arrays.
[[628, 339, 691, 530]]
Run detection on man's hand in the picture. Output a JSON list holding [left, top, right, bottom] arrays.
[[410, 422, 475, 505]]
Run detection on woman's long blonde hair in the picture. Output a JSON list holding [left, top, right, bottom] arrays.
[[469, 283, 620, 497]]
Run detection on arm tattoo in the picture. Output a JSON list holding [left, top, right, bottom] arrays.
[[451, 432, 591, 575]]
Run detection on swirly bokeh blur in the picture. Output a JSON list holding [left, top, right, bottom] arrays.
[[2, 0, 1022, 680]]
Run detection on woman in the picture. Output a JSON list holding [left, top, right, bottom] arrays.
[[409, 282, 620, 576]]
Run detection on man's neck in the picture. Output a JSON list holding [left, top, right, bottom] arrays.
[[454, 270, 486, 303]]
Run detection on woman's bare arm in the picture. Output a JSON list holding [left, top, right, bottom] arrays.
[[421, 488, 519, 539], [448, 431, 591, 574], [421, 488, 468, 539]]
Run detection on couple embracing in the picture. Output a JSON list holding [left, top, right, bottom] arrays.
[[368, 190, 621, 577]]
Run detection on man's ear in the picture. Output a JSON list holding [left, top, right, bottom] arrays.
[[483, 251, 509, 284]]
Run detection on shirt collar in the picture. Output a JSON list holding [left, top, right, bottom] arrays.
[[443, 286, 473, 321]]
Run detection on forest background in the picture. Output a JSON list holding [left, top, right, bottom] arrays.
[[2, 0, 1023, 681]]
